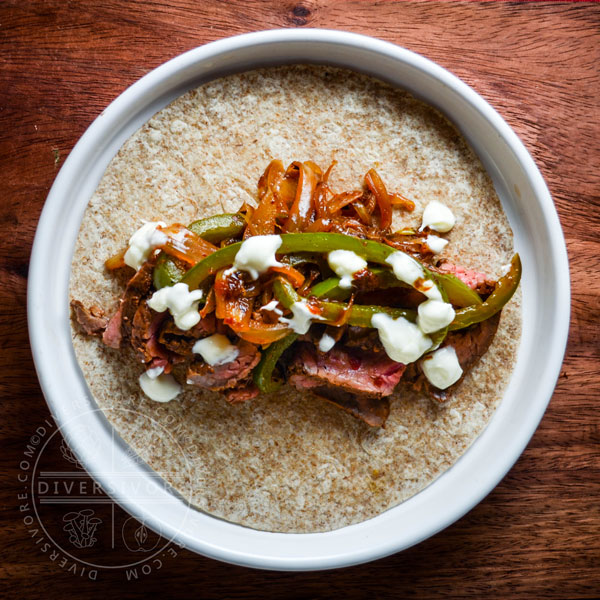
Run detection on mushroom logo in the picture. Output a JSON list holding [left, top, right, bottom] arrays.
[[62, 509, 102, 548]]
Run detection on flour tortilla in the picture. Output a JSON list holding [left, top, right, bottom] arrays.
[[69, 66, 521, 533]]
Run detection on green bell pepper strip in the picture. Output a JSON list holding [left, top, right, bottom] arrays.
[[182, 232, 440, 293], [180, 242, 241, 289], [153, 213, 246, 289], [274, 278, 450, 348], [273, 278, 417, 327], [309, 268, 404, 301], [429, 272, 483, 308], [188, 213, 246, 243], [253, 333, 299, 393], [311, 268, 481, 308], [310, 277, 351, 301], [449, 253, 521, 331], [153, 252, 186, 290]]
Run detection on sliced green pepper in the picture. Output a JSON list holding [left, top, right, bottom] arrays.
[[153, 213, 246, 289], [153, 252, 186, 290], [188, 213, 246, 243], [180, 243, 240, 289], [434, 272, 483, 308], [253, 333, 299, 393], [310, 268, 409, 302], [273, 278, 417, 328], [182, 232, 439, 294], [449, 253, 521, 331], [310, 277, 351, 301], [312, 268, 482, 309], [275, 277, 451, 353], [280, 252, 331, 277]]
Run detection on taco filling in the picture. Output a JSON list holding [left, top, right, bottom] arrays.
[[72, 159, 520, 427]]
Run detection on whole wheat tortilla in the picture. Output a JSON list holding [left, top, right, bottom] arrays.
[[69, 65, 521, 533]]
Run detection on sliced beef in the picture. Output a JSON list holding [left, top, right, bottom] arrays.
[[353, 270, 426, 308], [405, 312, 501, 402], [299, 324, 346, 349], [342, 327, 382, 352], [120, 258, 156, 340], [130, 301, 169, 364], [293, 378, 390, 427], [225, 384, 260, 404], [187, 340, 261, 391], [70, 300, 108, 336], [158, 314, 216, 356], [97, 259, 156, 350], [288, 343, 406, 427], [102, 306, 123, 348], [351, 269, 383, 291], [356, 288, 426, 309], [448, 312, 501, 374], [435, 262, 496, 296]]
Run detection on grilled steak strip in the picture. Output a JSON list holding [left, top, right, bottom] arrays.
[[158, 314, 216, 356], [288, 343, 406, 427], [70, 300, 108, 336], [307, 386, 390, 428], [102, 306, 123, 349], [120, 258, 156, 340], [98, 258, 157, 350], [225, 384, 260, 404], [130, 301, 170, 365], [341, 327, 381, 352], [434, 262, 496, 296], [187, 339, 261, 391], [449, 312, 501, 374]]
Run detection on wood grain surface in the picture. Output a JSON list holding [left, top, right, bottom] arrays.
[[1, 1, 599, 598]]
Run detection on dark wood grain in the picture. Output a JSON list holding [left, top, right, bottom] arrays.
[[1, 1, 599, 598]]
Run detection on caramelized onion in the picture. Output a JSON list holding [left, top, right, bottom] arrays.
[[214, 270, 253, 328], [364, 169, 392, 230], [390, 192, 416, 212], [235, 322, 291, 346], [105, 247, 127, 270], [269, 264, 305, 288], [284, 162, 320, 232], [160, 224, 218, 266]]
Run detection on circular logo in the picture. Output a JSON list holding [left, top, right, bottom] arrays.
[[18, 407, 193, 579]]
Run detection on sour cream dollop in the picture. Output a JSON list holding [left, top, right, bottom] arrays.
[[147, 282, 203, 331], [371, 313, 432, 364], [139, 369, 181, 402], [279, 300, 323, 334], [327, 250, 367, 289], [425, 234, 449, 254], [318, 333, 336, 353], [124, 221, 167, 270], [421, 200, 456, 233], [228, 235, 283, 279], [417, 299, 456, 334], [421, 346, 463, 389], [260, 300, 283, 316], [192, 334, 239, 366], [385, 251, 442, 301]]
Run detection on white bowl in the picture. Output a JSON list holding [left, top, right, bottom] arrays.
[[28, 29, 569, 571]]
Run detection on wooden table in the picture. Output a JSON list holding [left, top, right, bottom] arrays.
[[2, 2, 598, 598]]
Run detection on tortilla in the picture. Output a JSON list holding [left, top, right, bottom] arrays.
[[69, 65, 521, 533]]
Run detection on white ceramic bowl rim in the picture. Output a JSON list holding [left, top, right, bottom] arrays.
[[28, 29, 570, 571]]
